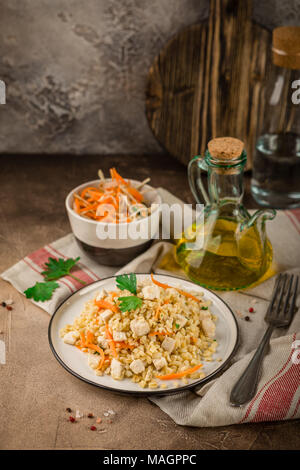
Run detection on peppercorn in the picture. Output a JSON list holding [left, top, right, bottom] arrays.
[[66, 407, 72, 413], [249, 307, 254, 313], [90, 425, 97, 431], [6, 306, 12, 311], [245, 316, 250, 321], [69, 416, 76, 423], [1, 302, 6, 307], [88, 413, 94, 418]]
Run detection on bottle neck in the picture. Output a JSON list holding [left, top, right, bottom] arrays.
[[204, 150, 247, 205], [208, 167, 244, 204]]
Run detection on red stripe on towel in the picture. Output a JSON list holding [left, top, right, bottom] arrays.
[[290, 208, 300, 222], [27, 246, 57, 269], [239, 334, 296, 423], [250, 361, 300, 422], [286, 210, 300, 235]]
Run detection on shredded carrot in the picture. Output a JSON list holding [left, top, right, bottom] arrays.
[[175, 289, 201, 303], [156, 364, 203, 380], [84, 343, 105, 370], [102, 358, 111, 370], [109, 292, 118, 298], [86, 331, 95, 344], [86, 190, 102, 199], [78, 204, 98, 213], [154, 306, 161, 321], [110, 167, 127, 185], [80, 331, 86, 346], [150, 273, 171, 289], [81, 186, 101, 198], [95, 299, 118, 313], [99, 195, 118, 209], [105, 323, 113, 340], [105, 323, 118, 358], [149, 331, 174, 337], [74, 198, 81, 212], [151, 273, 201, 303], [127, 186, 144, 202], [115, 341, 135, 350], [85, 343, 103, 354], [73, 168, 150, 223]]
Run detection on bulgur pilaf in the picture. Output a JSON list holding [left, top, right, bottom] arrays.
[[60, 274, 217, 389]]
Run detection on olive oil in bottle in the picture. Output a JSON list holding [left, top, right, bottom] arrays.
[[176, 218, 273, 290]]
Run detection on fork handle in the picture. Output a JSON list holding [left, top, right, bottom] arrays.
[[230, 325, 274, 407]]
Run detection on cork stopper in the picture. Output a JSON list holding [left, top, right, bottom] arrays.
[[207, 137, 244, 161], [272, 26, 300, 70]]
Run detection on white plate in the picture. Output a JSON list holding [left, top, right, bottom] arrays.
[[48, 274, 239, 396]]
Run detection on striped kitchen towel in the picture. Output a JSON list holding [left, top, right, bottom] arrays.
[[150, 331, 300, 426], [1, 235, 117, 315]]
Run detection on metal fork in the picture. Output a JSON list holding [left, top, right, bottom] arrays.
[[230, 273, 299, 407]]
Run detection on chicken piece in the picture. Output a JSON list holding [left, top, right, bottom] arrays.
[[199, 309, 211, 321], [100, 309, 114, 323], [144, 368, 152, 382], [141, 285, 161, 300], [95, 290, 106, 301], [161, 336, 176, 353], [153, 357, 167, 371], [97, 335, 108, 349], [113, 331, 127, 342], [129, 359, 145, 374], [88, 353, 100, 369], [130, 318, 150, 337], [63, 331, 80, 345], [175, 314, 187, 329], [202, 318, 216, 338], [111, 358, 124, 380]]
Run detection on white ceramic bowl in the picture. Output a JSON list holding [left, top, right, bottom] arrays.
[[65, 179, 161, 266]]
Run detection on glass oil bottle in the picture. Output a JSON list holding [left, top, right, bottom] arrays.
[[176, 137, 276, 290]]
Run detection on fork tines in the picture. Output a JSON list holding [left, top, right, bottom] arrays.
[[265, 273, 299, 324]]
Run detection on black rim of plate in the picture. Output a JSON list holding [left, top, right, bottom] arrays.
[[48, 273, 239, 397]]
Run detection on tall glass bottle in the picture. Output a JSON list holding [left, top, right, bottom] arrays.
[[251, 26, 300, 208]]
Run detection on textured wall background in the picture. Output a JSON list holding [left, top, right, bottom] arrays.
[[0, 0, 300, 155]]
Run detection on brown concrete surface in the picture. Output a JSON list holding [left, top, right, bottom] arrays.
[[0, 154, 299, 450]]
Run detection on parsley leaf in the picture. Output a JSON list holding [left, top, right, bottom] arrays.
[[175, 323, 180, 329], [118, 295, 142, 312], [42, 257, 86, 285], [201, 306, 208, 310], [24, 281, 59, 302], [116, 273, 137, 295]]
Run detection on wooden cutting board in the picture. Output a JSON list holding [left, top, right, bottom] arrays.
[[146, 0, 272, 169]]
